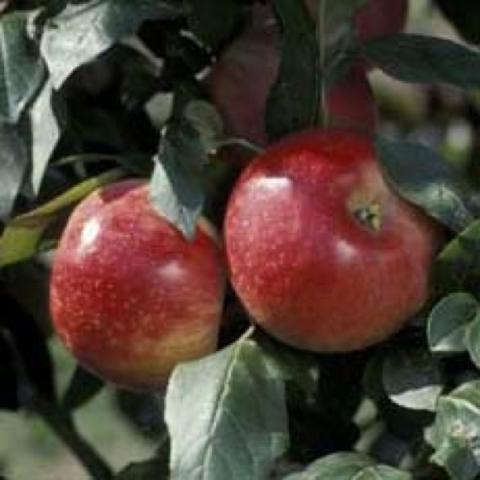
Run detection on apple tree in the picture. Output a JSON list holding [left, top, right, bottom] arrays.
[[1, 1, 480, 479]]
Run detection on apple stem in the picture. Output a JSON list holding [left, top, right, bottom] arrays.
[[353, 203, 382, 232]]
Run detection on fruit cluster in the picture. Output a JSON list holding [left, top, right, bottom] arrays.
[[50, 0, 441, 391]]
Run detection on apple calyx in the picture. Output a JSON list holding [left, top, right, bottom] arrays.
[[352, 202, 382, 232]]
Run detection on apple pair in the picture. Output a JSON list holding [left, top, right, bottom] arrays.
[[50, 0, 441, 392], [50, 128, 440, 390]]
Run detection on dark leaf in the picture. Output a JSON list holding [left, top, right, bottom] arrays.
[[369, 432, 412, 471], [428, 293, 478, 354], [364, 351, 435, 441], [266, 0, 320, 140], [285, 352, 364, 463], [41, 0, 180, 88], [314, 353, 365, 421], [257, 333, 319, 400], [114, 390, 165, 440], [186, 0, 238, 51], [383, 347, 443, 412], [288, 404, 359, 464], [116, 437, 169, 480], [150, 119, 206, 239], [0, 331, 19, 410], [3, 258, 53, 334], [363, 34, 480, 89], [183, 100, 224, 154], [116, 457, 168, 480], [0, 11, 46, 123], [0, 289, 55, 403], [312, 0, 367, 125], [314, 0, 366, 68], [0, 120, 30, 221], [435, 220, 480, 296], [376, 136, 475, 232], [435, 0, 480, 44], [28, 79, 65, 196]]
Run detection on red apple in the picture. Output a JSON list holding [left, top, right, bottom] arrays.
[[225, 129, 441, 352], [50, 180, 226, 390], [207, 10, 376, 155], [305, 0, 408, 41], [355, 0, 408, 41]]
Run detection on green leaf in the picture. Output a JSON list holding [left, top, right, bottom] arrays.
[[0, 120, 30, 221], [314, 0, 367, 126], [434, 0, 480, 45], [375, 136, 475, 232], [285, 452, 412, 479], [435, 220, 480, 296], [466, 317, 480, 370], [0, 168, 125, 266], [428, 293, 479, 354], [165, 336, 289, 480], [362, 34, 480, 89], [0, 78, 64, 217], [426, 381, 480, 480], [145, 92, 175, 131], [186, 0, 238, 51], [28, 79, 64, 195], [41, 0, 180, 88], [262, 343, 319, 400], [266, 0, 321, 140], [383, 348, 443, 412], [313, 0, 366, 63], [150, 119, 206, 239], [0, 11, 46, 123], [184, 100, 224, 154], [363, 353, 434, 442], [62, 366, 104, 411]]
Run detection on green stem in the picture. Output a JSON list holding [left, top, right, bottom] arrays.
[[34, 397, 113, 480]]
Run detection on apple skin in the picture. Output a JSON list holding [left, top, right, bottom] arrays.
[[305, 0, 408, 41], [207, 15, 376, 152], [225, 129, 441, 352], [355, 0, 408, 41], [50, 180, 226, 391]]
